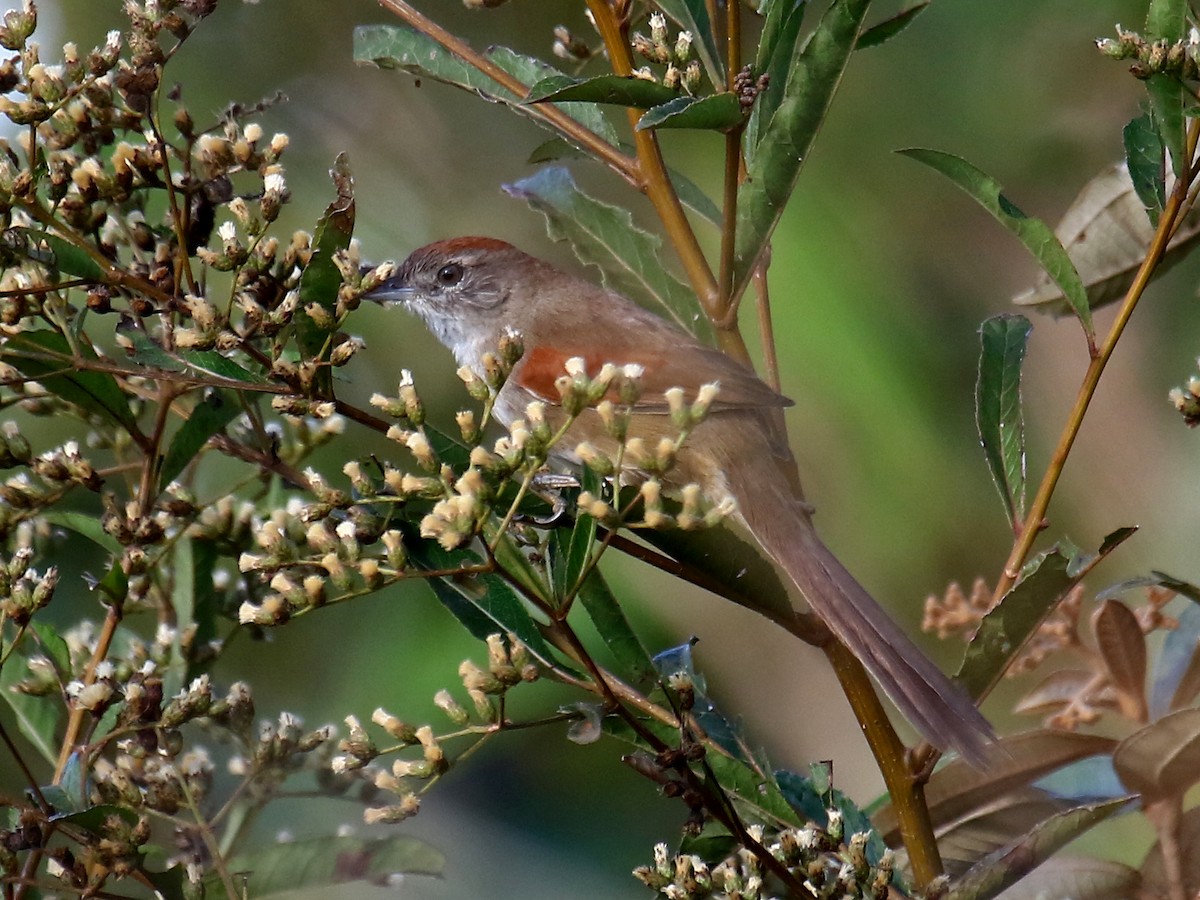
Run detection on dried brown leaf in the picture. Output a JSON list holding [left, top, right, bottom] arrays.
[[1113, 708, 1200, 800], [1012, 163, 1200, 315], [1093, 599, 1148, 722]]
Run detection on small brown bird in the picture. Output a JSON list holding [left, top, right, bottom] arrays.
[[368, 236, 992, 764]]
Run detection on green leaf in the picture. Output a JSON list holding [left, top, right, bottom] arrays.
[[5, 227, 105, 281], [294, 153, 355, 398], [1150, 599, 1200, 716], [488, 47, 620, 147], [0, 651, 61, 765], [956, 531, 1135, 700], [524, 138, 722, 225], [1113, 707, 1200, 800], [2, 329, 139, 433], [1147, 75, 1186, 178], [900, 148, 1093, 340], [656, 0, 725, 88], [524, 73, 679, 109], [734, 0, 873, 295], [503, 166, 713, 342], [946, 799, 1131, 900], [1146, 0, 1186, 42], [855, 3, 929, 50], [158, 389, 243, 491], [214, 835, 443, 896], [122, 325, 268, 384], [1124, 112, 1166, 219], [41, 510, 122, 555], [975, 314, 1032, 529], [636, 93, 744, 131], [354, 26, 619, 150], [754, 0, 808, 74], [29, 621, 71, 683], [575, 569, 656, 688], [557, 477, 655, 688], [777, 769, 888, 863], [405, 531, 556, 666], [745, 0, 808, 165]]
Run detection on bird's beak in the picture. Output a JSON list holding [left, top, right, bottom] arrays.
[[360, 262, 413, 306]]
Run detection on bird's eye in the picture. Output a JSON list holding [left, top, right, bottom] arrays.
[[436, 263, 464, 287]]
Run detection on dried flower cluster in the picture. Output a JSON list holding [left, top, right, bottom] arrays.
[[633, 815, 897, 900], [331, 633, 539, 826]]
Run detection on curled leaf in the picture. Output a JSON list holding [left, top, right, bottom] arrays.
[[1113, 707, 1200, 800], [1012, 163, 1200, 315]]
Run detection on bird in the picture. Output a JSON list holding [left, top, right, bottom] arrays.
[[366, 235, 993, 765]]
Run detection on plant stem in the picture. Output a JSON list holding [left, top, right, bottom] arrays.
[[584, 0, 750, 363], [54, 602, 123, 782], [717, 0, 742, 315], [994, 118, 1200, 600], [822, 641, 944, 887]]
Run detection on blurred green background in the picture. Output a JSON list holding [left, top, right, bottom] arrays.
[[14, 1, 1200, 896]]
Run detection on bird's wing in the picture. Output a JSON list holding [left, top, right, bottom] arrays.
[[511, 313, 791, 414]]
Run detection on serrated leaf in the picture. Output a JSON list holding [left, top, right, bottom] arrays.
[[956, 531, 1134, 700], [41, 510, 122, 556], [29, 621, 71, 684], [874, 730, 1118, 848], [605, 709, 802, 829], [1012, 162, 1200, 315], [3, 329, 138, 433], [487, 46, 619, 146], [524, 73, 679, 109], [656, 0, 725, 88], [992, 856, 1140, 900], [404, 530, 556, 667], [1113, 707, 1200, 799], [0, 653, 61, 765], [294, 153, 354, 398], [946, 798, 1130, 899], [524, 138, 722, 225], [636, 93, 744, 131], [4, 227, 105, 281], [158, 389, 243, 491], [777, 769, 887, 862], [1146, 0, 1186, 44], [122, 325, 268, 385], [577, 570, 656, 689], [1092, 599, 1147, 721], [734, 0, 872, 295], [354, 27, 619, 151], [1147, 74, 1186, 178], [855, 3, 929, 50], [745, 0, 808, 162], [901, 148, 1093, 340], [975, 314, 1031, 528], [503, 166, 713, 341], [1123, 112, 1166, 219], [212, 835, 443, 896]]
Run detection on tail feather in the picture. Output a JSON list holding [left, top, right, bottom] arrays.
[[738, 479, 993, 766]]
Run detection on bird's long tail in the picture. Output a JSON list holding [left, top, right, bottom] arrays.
[[733, 473, 993, 767]]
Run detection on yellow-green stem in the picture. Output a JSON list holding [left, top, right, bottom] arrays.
[[824, 642, 943, 887]]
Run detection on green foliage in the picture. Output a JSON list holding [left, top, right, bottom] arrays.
[[4, 2, 1200, 899]]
